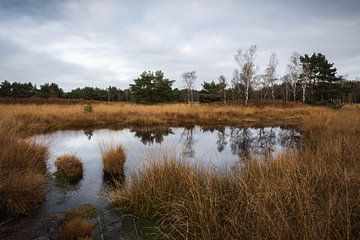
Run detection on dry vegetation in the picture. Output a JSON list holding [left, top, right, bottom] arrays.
[[0, 102, 312, 134], [59, 204, 97, 240], [101, 145, 126, 177], [111, 106, 360, 239], [55, 154, 83, 182], [0, 120, 48, 216], [0, 102, 359, 239], [59, 218, 93, 240]]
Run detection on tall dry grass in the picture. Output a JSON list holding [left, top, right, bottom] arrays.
[[0, 120, 49, 216], [0, 102, 314, 134], [112, 107, 360, 239], [101, 145, 126, 177]]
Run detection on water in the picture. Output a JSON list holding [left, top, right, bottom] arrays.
[[0, 126, 300, 239]]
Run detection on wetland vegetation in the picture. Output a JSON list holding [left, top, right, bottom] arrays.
[[0, 102, 359, 239]]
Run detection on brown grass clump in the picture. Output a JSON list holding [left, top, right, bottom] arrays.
[[59, 218, 93, 240], [101, 145, 126, 177], [55, 155, 83, 182], [0, 120, 48, 216], [112, 107, 360, 239]]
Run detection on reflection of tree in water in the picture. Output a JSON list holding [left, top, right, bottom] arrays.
[[230, 128, 253, 161], [254, 128, 277, 157], [83, 130, 94, 140], [131, 128, 174, 145], [229, 127, 301, 161], [216, 127, 227, 152], [278, 128, 301, 149], [181, 127, 195, 158]]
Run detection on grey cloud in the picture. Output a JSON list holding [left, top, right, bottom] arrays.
[[0, 0, 359, 90]]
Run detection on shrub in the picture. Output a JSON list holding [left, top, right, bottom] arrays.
[[55, 155, 83, 182], [83, 103, 93, 113]]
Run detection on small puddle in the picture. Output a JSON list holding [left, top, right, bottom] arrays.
[[0, 126, 301, 239]]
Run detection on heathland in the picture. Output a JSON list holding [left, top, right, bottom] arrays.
[[0, 102, 359, 239]]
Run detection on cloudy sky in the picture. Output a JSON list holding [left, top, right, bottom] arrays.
[[0, 0, 359, 90]]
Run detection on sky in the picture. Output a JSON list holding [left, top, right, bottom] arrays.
[[0, 0, 359, 91]]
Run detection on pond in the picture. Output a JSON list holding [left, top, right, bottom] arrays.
[[0, 126, 300, 239]]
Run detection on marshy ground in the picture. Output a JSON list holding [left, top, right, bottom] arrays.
[[0, 102, 359, 239]]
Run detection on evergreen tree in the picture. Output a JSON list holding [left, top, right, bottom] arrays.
[[38, 83, 64, 98], [300, 53, 340, 104], [130, 71, 175, 103], [0, 80, 12, 97], [11, 82, 35, 98], [200, 81, 222, 103]]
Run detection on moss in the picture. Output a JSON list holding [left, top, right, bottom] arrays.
[[64, 204, 98, 221]]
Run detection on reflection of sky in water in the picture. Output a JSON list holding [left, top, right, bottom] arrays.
[[30, 126, 300, 214]]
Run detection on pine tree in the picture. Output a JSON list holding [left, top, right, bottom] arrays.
[[300, 53, 340, 104]]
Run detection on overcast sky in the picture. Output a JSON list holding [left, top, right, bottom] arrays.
[[0, 0, 359, 90]]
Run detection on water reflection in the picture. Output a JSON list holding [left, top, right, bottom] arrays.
[[181, 127, 196, 158], [30, 126, 300, 214], [130, 127, 174, 145], [84, 129, 94, 140]]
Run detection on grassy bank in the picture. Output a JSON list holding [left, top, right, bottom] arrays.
[[0, 120, 48, 216], [0, 102, 313, 135], [111, 106, 360, 239]]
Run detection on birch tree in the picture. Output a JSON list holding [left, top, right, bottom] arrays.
[[182, 71, 197, 104], [218, 75, 227, 104], [235, 45, 257, 105], [300, 62, 311, 102], [281, 74, 290, 101], [231, 69, 240, 102], [260, 52, 278, 102], [287, 52, 301, 101], [267, 52, 278, 100]]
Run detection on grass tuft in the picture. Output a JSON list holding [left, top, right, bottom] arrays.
[[55, 154, 83, 182], [101, 145, 126, 177], [59, 218, 93, 240]]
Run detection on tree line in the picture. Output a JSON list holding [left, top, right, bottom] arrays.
[[1, 47, 359, 105]]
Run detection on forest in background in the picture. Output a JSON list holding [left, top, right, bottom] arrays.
[[1, 49, 360, 105]]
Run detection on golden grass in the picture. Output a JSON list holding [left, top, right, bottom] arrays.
[[0, 120, 48, 216], [112, 106, 360, 239], [101, 145, 126, 177], [55, 155, 83, 182], [0, 102, 314, 134], [59, 218, 93, 240]]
